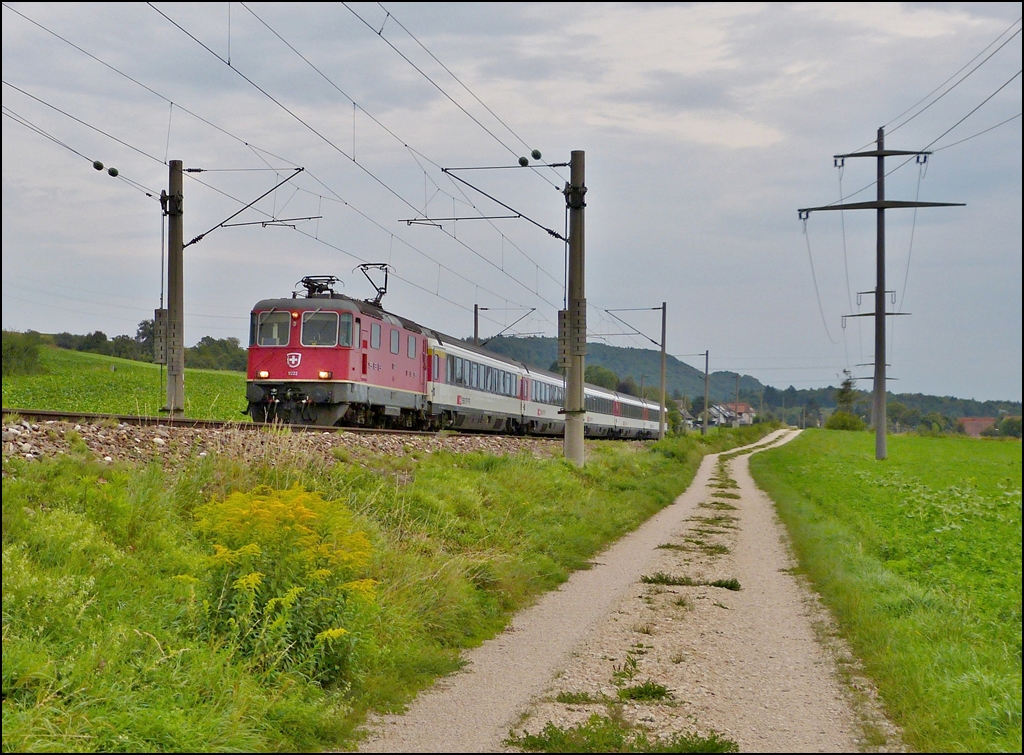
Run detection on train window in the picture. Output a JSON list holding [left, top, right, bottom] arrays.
[[370, 322, 381, 349], [249, 313, 258, 346], [257, 311, 291, 346], [338, 313, 354, 347], [301, 311, 338, 346], [433, 354, 441, 382], [408, 335, 416, 359], [390, 328, 400, 355]]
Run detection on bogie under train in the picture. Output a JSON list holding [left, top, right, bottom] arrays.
[[245, 277, 662, 438]]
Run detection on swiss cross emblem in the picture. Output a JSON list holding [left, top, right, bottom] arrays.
[[286, 353, 302, 368]]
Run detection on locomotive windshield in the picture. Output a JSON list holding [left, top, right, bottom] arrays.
[[302, 311, 338, 346], [255, 311, 291, 346]]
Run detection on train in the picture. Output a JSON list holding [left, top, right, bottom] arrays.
[[244, 276, 664, 438]]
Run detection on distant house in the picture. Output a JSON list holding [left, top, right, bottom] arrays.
[[959, 417, 997, 437], [708, 404, 734, 427], [674, 402, 696, 429], [723, 402, 756, 426]]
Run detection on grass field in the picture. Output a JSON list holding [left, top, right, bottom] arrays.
[[749, 429, 1022, 753], [2, 346, 248, 421], [3, 345, 775, 751]]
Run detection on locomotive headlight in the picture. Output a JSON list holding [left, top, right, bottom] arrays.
[[318, 370, 333, 380], [258, 370, 270, 379]]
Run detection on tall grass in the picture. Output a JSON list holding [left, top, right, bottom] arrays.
[[2, 422, 772, 752], [749, 430, 1022, 752]]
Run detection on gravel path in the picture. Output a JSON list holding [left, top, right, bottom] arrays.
[[357, 429, 903, 753]]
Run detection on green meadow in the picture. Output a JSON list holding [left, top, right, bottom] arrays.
[[3, 346, 775, 751], [2, 345, 248, 421], [750, 430, 1022, 753]]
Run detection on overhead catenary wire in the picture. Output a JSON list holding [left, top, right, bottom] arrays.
[[371, 2, 565, 188], [5, 3, 565, 332], [1, 105, 161, 200], [238, 2, 565, 292], [342, 2, 524, 169], [149, 2, 567, 317], [4, 90, 550, 334], [180, 169, 554, 331], [7, 1, 662, 350], [3, 80, 165, 165]]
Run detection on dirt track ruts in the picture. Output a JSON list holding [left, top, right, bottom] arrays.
[[356, 428, 903, 753]]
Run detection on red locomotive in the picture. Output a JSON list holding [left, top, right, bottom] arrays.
[[245, 276, 661, 437]]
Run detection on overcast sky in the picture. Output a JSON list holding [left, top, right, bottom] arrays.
[[3, 2, 1021, 402]]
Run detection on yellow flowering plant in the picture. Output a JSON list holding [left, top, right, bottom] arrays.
[[192, 484, 376, 685]]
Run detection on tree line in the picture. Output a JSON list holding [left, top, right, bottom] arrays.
[[5, 320, 248, 373]]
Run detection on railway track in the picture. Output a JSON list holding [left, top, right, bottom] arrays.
[[1, 407, 439, 436]]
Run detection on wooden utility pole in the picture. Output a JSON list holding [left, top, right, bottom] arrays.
[[563, 150, 586, 466], [702, 350, 710, 436], [799, 127, 962, 460], [659, 302, 667, 439], [734, 374, 740, 427], [163, 159, 184, 415]]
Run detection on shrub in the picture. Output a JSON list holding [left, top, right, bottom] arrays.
[[2, 330, 45, 376], [825, 410, 865, 431], [997, 417, 1022, 438]]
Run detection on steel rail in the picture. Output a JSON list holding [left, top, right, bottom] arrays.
[[1, 407, 440, 436]]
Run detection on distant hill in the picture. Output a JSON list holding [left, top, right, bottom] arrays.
[[476, 336, 1022, 420], [479, 335, 761, 402]]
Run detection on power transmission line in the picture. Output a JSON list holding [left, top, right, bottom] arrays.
[[887, 20, 1021, 134]]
